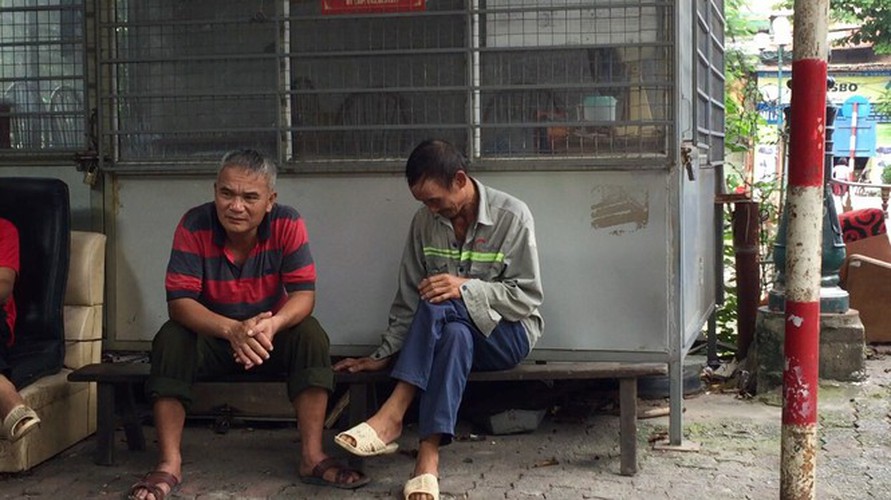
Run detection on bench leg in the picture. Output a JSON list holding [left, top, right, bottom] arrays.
[[94, 381, 148, 465], [94, 382, 116, 465], [118, 383, 146, 451], [618, 377, 638, 476], [346, 382, 369, 471]]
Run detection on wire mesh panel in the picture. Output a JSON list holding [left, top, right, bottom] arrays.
[[100, 1, 281, 162], [288, 1, 467, 162], [0, 0, 86, 151], [694, 0, 725, 164], [478, 1, 673, 160], [98, 0, 677, 170]]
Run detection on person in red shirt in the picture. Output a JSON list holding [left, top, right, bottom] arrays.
[[0, 217, 41, 442], [128, 150, 367, 500]]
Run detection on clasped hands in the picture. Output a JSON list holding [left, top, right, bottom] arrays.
[[419, 273, 468, 303], [229, 311, 278, 369]]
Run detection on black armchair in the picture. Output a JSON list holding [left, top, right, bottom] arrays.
[[0, 178, 70, 388]]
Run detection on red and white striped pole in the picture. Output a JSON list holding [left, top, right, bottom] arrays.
[[849, 102, 858, 180], [781, 1, 829, 498]]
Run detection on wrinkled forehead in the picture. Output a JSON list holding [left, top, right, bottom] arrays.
[[216, 165, 273, 191]]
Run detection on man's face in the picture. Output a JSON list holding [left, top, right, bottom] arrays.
[[214, 166, 276, 237], [410, 174, 466, 219]]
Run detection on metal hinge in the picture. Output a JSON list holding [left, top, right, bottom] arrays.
[[681, 143, 697, 181]]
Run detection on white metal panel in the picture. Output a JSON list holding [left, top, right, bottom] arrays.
[[111, 171, 669, 355], [680, 153, 716, 347], [487, 171, 669, 353]]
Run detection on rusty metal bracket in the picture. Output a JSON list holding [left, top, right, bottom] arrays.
[[681, 143, 696, 181]]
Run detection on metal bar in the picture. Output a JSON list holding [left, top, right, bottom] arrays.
[[0, 39, 84, 48], [732, 200, 760, 359], [101, 155, 674, 175], [619, 377, 638, 476], [475, 2, 673, 14], [294, 44, 674, 59], [100, 53, 279, 64], [0, 76, 84, 84], [278, 0, 290, 161], [288, 10, 466, 22], [780, 1, 829, 498], [665, 0, 685, 448], [0, 4, 82, 14], [98, 82, 674, 99], [471, 0, 481, 158]]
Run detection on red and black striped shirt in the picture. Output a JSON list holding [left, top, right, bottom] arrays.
[[0, 217, 19, 343], [165, 202, 316, 320]]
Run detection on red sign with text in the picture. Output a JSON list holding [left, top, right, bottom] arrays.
[[321, 0, 426, 15]]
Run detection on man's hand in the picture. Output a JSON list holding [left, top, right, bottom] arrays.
[[229, 311, 274, 369], [333, 356, 390, 373], [247, 312, 279, 348], [418, 273, 469, 303]]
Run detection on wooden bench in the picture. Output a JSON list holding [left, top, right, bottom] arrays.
[[68, 361, 666, 476]]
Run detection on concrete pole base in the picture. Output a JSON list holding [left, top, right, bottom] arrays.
[[748, 306, 865, 394]]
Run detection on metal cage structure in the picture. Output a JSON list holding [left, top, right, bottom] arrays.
[[0, 0, 724, 445], [88, 0, 677, 171], [0, 1, 87, 153]]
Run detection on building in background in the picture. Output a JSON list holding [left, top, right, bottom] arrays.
[[755, 20, 891, 183]]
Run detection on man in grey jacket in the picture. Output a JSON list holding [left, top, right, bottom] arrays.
[[333, 139, 543, 500]]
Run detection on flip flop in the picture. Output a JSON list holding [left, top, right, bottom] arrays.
[[127, 470, 180, 500], [403, 473, 439, 500], [334, 422, 398, 457], [299, 457, 370, 490], [1, 405, 40, 442]]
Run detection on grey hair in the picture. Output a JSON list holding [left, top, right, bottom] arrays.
[[218, 149, 278, 189]]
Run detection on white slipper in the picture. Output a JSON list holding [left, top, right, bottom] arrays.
[[403, 473, 439, 500], [334, 422, 398, 457], [1, 404, 40, 442]]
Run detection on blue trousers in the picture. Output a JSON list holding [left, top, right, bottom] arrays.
[[390, 299, 529, 444]]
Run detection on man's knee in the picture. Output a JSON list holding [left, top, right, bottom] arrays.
[[415, 299, 448, 315], [152, 320, 195, 356], [293, 316, 330, 349], [276, 316, 331, 359], [441, 322, 473, 351]]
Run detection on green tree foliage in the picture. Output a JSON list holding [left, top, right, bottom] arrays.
[[830, 0, 891, 54], [725, 0, 764, 153], [781, 0, 891, 54], [877, 88, 891, 118], [718, 0, 779, 356]]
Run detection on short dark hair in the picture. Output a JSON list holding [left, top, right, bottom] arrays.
[[405, 139, 467, 188], [219, 149, 278, 189]]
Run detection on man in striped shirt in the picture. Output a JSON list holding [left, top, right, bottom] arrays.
[[129, 150, 367, 500], [334, 139, 543, 500]]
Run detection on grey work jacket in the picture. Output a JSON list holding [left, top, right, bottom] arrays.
[[370, 178, 544, 360]]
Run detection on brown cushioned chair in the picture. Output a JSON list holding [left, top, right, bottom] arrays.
[[839, 208, 891, 343]]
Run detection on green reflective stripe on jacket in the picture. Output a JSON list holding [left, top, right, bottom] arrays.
[[422, 247, 505, 263]]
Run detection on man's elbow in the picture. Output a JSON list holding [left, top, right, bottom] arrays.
[[0, 270, 15, 303], [167, 299, 189, 323], [0, 283, 13, 304]]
